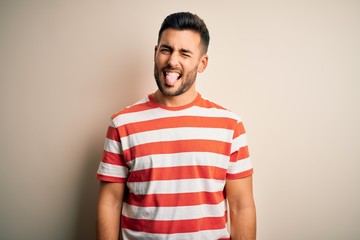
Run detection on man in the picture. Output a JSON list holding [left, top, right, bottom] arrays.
[[96, 12, 256, 240]]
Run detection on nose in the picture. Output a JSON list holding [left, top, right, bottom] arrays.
[[167, 52, 180, 67]]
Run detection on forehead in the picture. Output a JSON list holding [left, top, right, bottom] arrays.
[[159, 29, 202, 52]]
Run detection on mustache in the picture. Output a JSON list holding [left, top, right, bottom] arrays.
[[162, 65, 182, 72]]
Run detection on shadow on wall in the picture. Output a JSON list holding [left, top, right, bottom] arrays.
[[72, 51, 152, 240], [74, 144, 101, 240]]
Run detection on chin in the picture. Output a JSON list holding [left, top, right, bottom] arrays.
[[160, 89, 180, 97]]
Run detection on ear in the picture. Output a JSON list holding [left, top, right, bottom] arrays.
[[154, 45, 158, 61], [197, 54, 208, 73]]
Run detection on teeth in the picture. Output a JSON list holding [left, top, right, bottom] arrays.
[[165, 72, 180, 77]]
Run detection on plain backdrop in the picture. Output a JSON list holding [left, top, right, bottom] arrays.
[[1, 1, 359, 239]]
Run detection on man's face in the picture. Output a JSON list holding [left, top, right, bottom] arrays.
[[154, 29, 208, 97]]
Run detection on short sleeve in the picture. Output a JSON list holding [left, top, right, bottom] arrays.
[[96, 119, 129, 182], [226, 121, 253, 179]]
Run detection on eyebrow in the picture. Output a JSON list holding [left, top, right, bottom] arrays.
[[160, 44, 194, 55]]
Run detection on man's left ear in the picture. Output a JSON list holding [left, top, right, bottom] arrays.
[[197, 54, 208, 73]]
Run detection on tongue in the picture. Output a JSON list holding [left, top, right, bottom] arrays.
[[165, 74, 179, 86]]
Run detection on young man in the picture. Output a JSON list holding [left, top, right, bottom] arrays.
[[96, 12, 256, 240]]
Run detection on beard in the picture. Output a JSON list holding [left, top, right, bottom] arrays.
[[154, 63, 198, 97]]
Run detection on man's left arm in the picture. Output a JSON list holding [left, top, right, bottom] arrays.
[[226, 175, 256, 240]]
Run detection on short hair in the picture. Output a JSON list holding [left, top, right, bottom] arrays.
[[158, 12, 210, 54]]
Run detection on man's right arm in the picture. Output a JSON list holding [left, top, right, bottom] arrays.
[[97, 181, 125, 240]]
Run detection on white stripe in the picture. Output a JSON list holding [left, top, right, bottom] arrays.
[[128, 96, 149, 107], [129, 152, 229, 171], [122, 228, 230, 240], [104, 138, 122, 154], [227, 157, 252, 174], [113, 105, 240, 127], [97, 162, 128, 178], [109, 97, 148, 125], [127, 178, 225, 195], [122, 200, 226, 220], [231, 133, 248, 154], [109, 119, 116, 128], [121, 127, 233, 151]]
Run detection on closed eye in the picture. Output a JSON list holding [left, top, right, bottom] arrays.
[[181, 52, 191, 57], [180, 49, 193, 58]]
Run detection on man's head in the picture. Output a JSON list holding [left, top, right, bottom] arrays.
[[158, 12, 210, 55], [154, 12, 210, 98]]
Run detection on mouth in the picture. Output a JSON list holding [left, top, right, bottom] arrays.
[[163, 71, 182, 86]]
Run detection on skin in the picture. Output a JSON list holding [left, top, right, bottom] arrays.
[[226, 176, 257, 240], [96, 182, 124, 240], [96, 28, 256, 240], [153, 28, 208, 106]]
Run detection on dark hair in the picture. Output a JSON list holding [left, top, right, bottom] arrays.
[[158, 12, 210, 54]]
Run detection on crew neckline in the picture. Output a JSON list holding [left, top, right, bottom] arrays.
[[148, 93, 201, 111]]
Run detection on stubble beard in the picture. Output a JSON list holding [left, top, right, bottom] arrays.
[[154, 63, 198, 97]]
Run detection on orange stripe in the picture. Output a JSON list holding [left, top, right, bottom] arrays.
[[102, 151, 126, 166], [122, 214, 227, 234], [233, 122, 246, 138], [106, 126, 119, 141], [123, 140, 231, 161], [127, 166, 227, 182], [126, 191, 225, 207], [230, 146, 249, 162], [238, 146, 249, 160], [118, 116, 237, 136]]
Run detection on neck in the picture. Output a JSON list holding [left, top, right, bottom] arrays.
[[153, 89, 198, 107]]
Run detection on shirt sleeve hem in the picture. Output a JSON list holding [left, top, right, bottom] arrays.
[[226, 169, 253, 180], [96, 173, 127, 183]]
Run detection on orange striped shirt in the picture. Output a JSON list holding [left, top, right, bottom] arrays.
[[97, 93, 253, 239]]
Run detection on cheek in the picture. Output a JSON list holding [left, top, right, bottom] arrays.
[[154, 55, 162, 65], [185, 62, 199, 73], [154, 58, 164, 71], [157, 53, 170, 62], [182, 61, 195, 70]]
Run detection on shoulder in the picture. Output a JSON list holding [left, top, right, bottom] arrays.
[[197, 96, 242, 122], [107, 96, 156, 128], [110, 96, 152, 120]]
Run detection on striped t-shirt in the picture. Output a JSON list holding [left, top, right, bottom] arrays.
[[97, 93, 253, 240]]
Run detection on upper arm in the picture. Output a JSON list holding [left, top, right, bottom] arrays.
[[98, 181, 126, 209], [225, 176, 255, 210]]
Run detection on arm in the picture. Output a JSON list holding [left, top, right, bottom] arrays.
[[97, 181, 125, 240], [226, 176, 256, 240]]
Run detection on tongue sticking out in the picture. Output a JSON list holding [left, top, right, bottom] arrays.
[[165, 72, 180, 86]]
